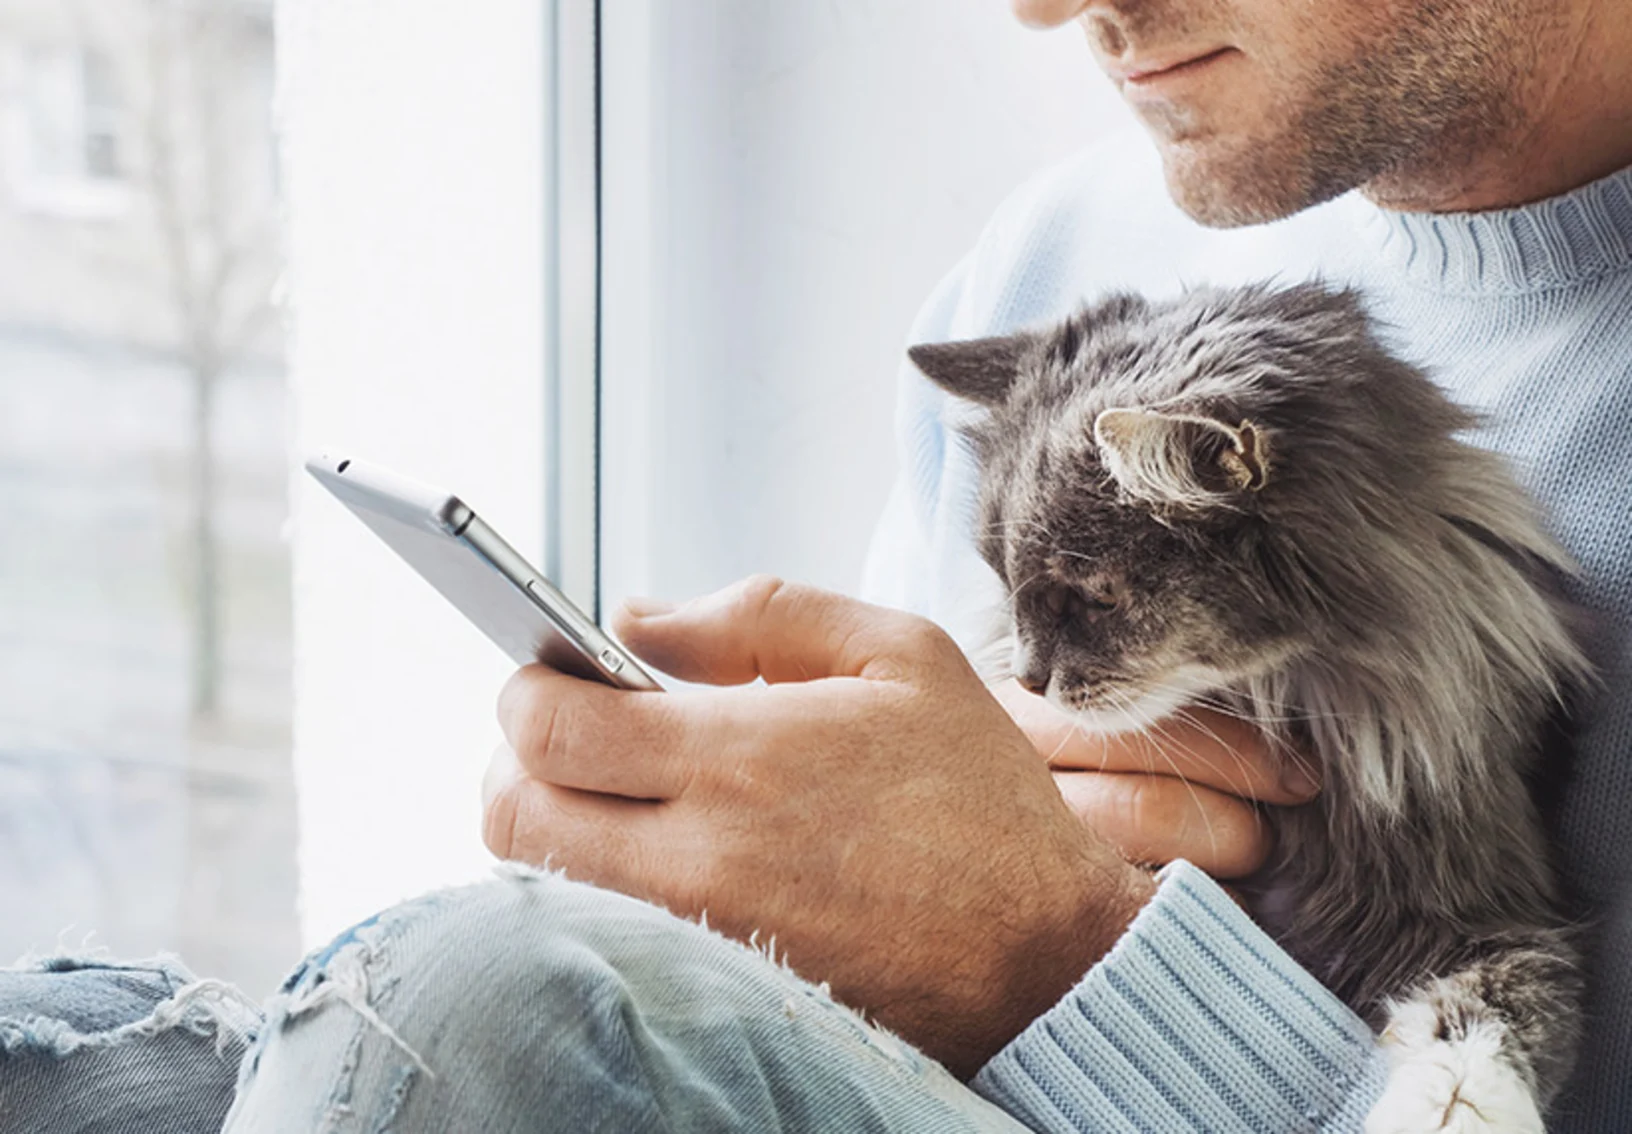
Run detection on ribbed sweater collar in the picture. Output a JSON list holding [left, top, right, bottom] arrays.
[[1370, 163, 1632, 295]]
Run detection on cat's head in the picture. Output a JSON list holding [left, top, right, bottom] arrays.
[[910, 282, 1558, 736]]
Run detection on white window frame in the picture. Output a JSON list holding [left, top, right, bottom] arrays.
[[282, 0, 600, 946], [595, 0, 665, 615], [543, 0, 600, 618]]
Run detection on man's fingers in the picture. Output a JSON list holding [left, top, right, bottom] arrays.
[[496, 664, 694, 800], [610, 574, 961, 686], [482, 773, 668, 892], [1053, 770, 1274, 879], [994, 679, 1320, 805]]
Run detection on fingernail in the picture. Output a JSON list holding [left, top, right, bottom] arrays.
[[1279, 758, 1322, 799], [621, 595, 677, 618]]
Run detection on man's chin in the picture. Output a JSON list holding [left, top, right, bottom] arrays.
[[1155, 140, 1319, 229]]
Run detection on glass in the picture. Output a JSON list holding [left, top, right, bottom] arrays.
[[0, 0, 295, 996]]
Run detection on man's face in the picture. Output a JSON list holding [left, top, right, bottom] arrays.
[[1014, 0, 1550, 226]]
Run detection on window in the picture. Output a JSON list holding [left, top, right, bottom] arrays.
[[79, 49, 123, 180], [6, 44, 131, 217], [278, 0, 567, 947], [0, 6, 291, 995], [5, 0, 1128, 983], [596, 3, 1123, 612], [280, 0, 1124, 950]]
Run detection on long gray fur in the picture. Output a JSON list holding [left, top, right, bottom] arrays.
[[909, 281, 1592, 1114]]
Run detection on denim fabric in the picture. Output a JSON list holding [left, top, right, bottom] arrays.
[[222, 865, 1031, 1134], [0, 953, 258, 1134]]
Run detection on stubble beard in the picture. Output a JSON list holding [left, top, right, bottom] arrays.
[[1139, 1, 1547, 228]]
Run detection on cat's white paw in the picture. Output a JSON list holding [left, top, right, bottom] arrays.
[[1365, 1002, 1543, 1134]]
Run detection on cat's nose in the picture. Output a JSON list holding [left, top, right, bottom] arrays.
[[1017, 670, 1050, 697], [1012, 643, 1051, 697]]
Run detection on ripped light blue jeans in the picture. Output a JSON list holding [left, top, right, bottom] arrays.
[[2, 865, 1029, 1133]]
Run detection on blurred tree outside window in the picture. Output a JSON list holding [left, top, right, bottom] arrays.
[[0, 0, 295, 996]]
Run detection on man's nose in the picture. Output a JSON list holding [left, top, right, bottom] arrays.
[[1009, 0, 1093, 30]]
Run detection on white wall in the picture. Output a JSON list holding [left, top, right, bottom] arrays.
[[600, 3, 1131, 609], [279, 0, 547, 945]]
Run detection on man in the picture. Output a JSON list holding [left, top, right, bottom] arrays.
[[8, 0, 1631, 1130]]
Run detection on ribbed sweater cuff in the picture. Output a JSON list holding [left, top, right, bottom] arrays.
[[972, 861, 1388, 1133]]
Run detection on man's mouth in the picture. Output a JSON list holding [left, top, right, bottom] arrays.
[[1107, 46, 1237, 88]]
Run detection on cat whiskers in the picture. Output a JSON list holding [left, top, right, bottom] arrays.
[[1182, 688, 1352, 725], [1158, 705, 1261, 802], [972, 517, 1060, 544], [1045, 718, 1081, 767], [1002, 566, 1055, 607], [1139, 683, 1323, 809], [1086, 687, 1225, 869]]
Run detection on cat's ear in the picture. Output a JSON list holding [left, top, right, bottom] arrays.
[[907, 334, 1032, 406], [1093, 406, 1271, 510]]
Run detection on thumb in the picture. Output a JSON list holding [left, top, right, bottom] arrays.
[[609, 574, 959, 687]]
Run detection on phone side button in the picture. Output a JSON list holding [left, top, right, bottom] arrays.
[[598, 648, 625, 674]]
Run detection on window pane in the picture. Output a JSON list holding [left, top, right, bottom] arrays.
[[598, 3, 1126, 612], [21, 48, 80, 179], [0, 3, 294, 996], [81, 48, 123, 180], [276, 0, 551, 944]]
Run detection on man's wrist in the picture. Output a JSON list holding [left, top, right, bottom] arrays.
[[945, 854, 1158, 1079], [1046, 857, 1158, 1012]]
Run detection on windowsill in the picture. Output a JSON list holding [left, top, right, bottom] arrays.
[[9, 176, 134, 221]]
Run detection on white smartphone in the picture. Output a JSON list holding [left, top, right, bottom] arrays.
[[304, 453, 662, 692]]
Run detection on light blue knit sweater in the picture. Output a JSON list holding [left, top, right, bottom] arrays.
[[862, 130, 1632, 1133]]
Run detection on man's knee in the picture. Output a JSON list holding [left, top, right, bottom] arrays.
[[371, 865, 681, 1058], [229, 866, 723, 1130], [384, 864, 698, 996], [232, 869, 1011, 1133]]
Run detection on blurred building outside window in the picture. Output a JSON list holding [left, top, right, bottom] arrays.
[[5, 41, 132, 216], [0, 0, 294, 997]]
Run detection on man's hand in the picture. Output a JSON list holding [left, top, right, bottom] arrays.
[[992, 681, 1321, 880], [483, 576, 1154, 1079]]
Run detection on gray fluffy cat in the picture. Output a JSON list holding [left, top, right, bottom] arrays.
[[909, 282, 1590, 1134]]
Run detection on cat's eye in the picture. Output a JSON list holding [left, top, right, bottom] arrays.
[[1039, 584, 1115, 621], [1081, 574, 1122, 612], [1083, 583, 1118, 611]]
